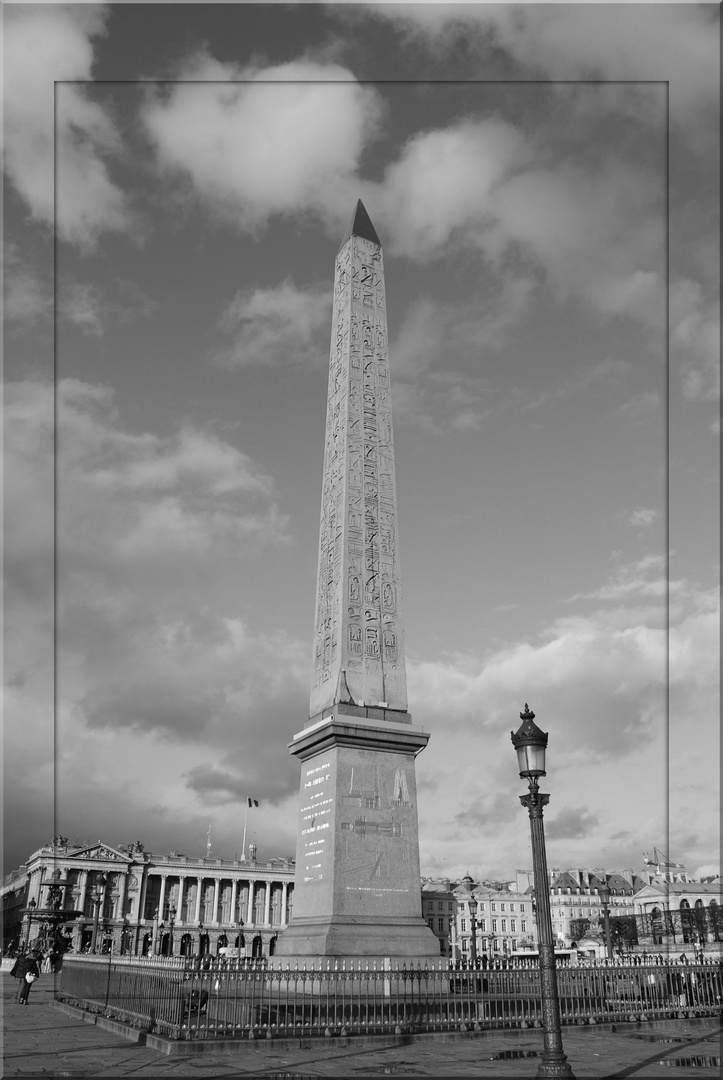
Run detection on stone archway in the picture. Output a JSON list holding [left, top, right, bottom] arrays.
[[252, 934, 263, 958]]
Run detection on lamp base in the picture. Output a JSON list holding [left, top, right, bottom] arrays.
[[536, 1050, 576, 1078]]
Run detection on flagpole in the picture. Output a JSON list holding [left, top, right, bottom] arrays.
[[241, 801, 249, 861]]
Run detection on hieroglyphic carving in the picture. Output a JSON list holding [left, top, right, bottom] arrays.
[[309, 230, 407, 716]]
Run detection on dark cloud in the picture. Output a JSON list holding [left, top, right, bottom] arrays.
[[546, 807, 598, 841], [453, 793, 517, 832]]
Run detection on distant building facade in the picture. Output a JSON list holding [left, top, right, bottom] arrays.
[[548, 868, 647, 948], [420, 880, 455, 957], [1, 838, 295, 958], [632, 878, 722, 950], [452, 875, 537, 961]]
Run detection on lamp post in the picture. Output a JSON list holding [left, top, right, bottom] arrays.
[[24, 897, 37, 945], [512, 704, 575, 1080], [599, 881, 613, 960], [198, 922, 205, 957], [157, 920, 165, 955], [90, 874, 107, 954], [168, 903, 176, 957], [468, 897, 479, 968]]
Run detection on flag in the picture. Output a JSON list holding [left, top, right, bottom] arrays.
[[248, 798, 259, 808]]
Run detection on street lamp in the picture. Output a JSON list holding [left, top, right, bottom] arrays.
[[90, 874, 107, 954], [512, 704, 575, 1080], [168, 903, 176, 957], [599, 881, 613, 960], [24, 897, 37, 945], [468, 897, 479, 968]]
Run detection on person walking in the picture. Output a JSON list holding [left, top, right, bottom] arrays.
[[11, 948, 41, 1004]]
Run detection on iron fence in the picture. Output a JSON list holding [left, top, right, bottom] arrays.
[[58, 956, 723, 1042]]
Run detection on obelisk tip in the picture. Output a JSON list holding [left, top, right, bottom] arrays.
[[340, 199, 381, 248]]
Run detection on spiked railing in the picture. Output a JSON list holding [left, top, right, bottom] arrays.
[[57, 956, 723, 1042]]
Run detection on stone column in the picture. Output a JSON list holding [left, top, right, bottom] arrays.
[[281, 881, 288, 925], [177, 877, 186, 923], [138, 870, 149, 922], [246, 880, 255, 925], [264, 881, 272, 925], [78, 870, 89, 915], [230, 880, 238, 926], [158, 875, 167, 919], [194, 877, 202, 922], [116, 872, 128, 921], [210, 878, 219, 924]]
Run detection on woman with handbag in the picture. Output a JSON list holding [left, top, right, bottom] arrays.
[[11, 949, 41, 1004]]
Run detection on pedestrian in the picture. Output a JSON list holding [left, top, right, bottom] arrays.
[[10, 949, 41, 1004]]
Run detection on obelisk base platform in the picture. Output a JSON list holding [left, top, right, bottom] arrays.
[[275, 705, 439, 964]]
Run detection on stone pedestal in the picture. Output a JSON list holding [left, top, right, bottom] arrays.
[[275, 704, 439, 963]]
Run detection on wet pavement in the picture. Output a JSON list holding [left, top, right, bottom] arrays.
[[2, 972, 721, 1077]]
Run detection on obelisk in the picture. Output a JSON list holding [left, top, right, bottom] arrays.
[[276, 201, 438, 962]]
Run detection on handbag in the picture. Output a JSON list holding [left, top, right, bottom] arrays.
[[25, 972, 38, 983]]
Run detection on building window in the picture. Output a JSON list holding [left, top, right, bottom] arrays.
[[501, 919, 507, 931], [461, 940, 468, 953], [501, 903, 506, 911], [510, 903, 515, 911], [521, 921, 527, 932], [492, 919, 498, 932], [461, 919, 467, 932], [448, 903, 453, 912], [438, 902, 444, 911], [491, 903, 497, 911], [438, 919, 444, 932], [480, 919, 486, 932], [427, 919, 434, 929], [510, 919, 516, 932], [520, 904, 526, 913]]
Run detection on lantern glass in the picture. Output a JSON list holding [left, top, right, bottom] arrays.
[[469, 898, 478, 917], [516, 741, 546, 777]]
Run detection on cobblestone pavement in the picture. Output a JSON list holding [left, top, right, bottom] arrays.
[[2, 974, 721, 1078]]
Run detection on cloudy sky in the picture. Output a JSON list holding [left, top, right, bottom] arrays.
[[4, 3, 719, 885]]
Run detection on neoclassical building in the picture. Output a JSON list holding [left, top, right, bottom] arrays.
[[632, 878, 722, 949], [1, 838, 295, 958]]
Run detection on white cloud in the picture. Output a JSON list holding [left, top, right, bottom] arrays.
[[59, 282, 105, 336], [213, 280, 331, 368], [371, 118, 530, 260], [142, 54, 382, 232], [4, 244, 53, 326], [628, 507, 657, 529], [371, 4, 719, 136], [408, 562, 718, 876], [4, 6, 132, 248], [670, 278, 720, 401], [4, 376, 305, 860]]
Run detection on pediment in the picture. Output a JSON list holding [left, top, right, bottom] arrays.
[[632, 883, 667, 899], [67, 843, 131, 863]]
